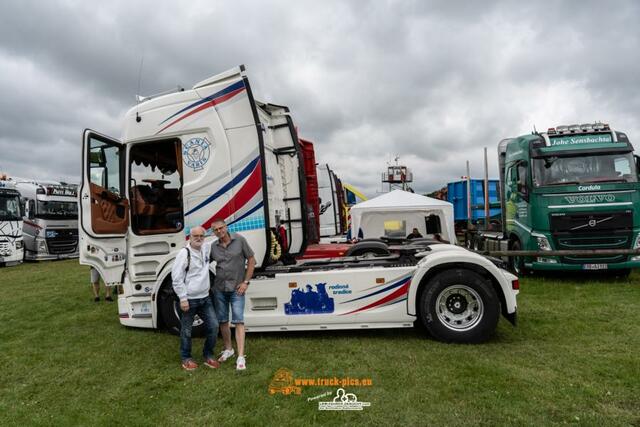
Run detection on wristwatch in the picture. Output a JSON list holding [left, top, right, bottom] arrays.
[[243, 280, 250, 286]]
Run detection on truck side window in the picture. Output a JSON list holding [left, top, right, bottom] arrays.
[[28, 199, 35, 220], [89, 139, 121, 196], [517, 163, 528, 200], [506, 166, 517, 193]]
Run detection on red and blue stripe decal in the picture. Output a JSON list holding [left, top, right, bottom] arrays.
[[340, 275, 412, 315], [156, 80, 246, 134], [186, 156, 263, 231]]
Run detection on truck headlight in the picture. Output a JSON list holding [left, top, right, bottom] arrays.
[[632, 234, 640, 261], [16, 240, 23, 250], [536, 236, 552, 251]]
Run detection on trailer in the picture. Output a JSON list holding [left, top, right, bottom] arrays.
[[0, 175, 24, 266], [470, 123, 640, 275], [448, 179, 501, 228], [79, 65, 519, 343]]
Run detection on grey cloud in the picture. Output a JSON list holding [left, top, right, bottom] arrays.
[[1, 0, 640, 196]]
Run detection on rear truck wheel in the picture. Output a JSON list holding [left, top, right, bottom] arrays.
[[509, 240, 526, 275], [418, 268, 500, 343], [158, 279, 206, 336]]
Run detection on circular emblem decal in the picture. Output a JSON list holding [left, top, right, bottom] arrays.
[[183, 137, 211, 171], [588, 219, 597, 227]]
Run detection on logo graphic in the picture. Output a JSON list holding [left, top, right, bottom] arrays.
[[570, 216, 613, 231], [285, 283, 335, 315], [318, 388, 371, 411], [578, 185, 601, 191], [564, 194, 615, 204], [268, 368, 302, 395], [550, 134, 612, 145], [183, 137, 211, 171]]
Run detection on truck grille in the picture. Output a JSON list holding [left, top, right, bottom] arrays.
[[549, 210, 633, 264], [46, 229, 78, 254]]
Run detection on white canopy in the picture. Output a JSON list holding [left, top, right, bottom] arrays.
[[349, 190, 455, 243]]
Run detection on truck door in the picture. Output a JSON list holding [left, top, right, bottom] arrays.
[[79, 130, 129, 286]]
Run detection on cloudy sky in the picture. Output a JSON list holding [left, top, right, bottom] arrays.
[[1, 0, 639, 197]]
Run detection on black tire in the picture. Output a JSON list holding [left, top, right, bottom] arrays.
[[351, 247, 390, 258], [612, 268, 631, 279], [157, 276, 210, 336], [509, 240, 526, 275], [346, 241, 391, 258], [418, 268, 500, 343]]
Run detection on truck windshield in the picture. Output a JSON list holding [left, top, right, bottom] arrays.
[[532, 153, 638, 187], [36, 200, 78, 219], [0, 193, 22, 221]]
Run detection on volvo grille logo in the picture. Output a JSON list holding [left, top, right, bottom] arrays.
[[570, 216, 613, 231]]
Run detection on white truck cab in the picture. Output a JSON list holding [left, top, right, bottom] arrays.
[[14, 179, 79, 261], [80, 65, 518, 343], [0, 176, 24, 266]]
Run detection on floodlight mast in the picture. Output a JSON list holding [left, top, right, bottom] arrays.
[[381, 156, 413, 192]]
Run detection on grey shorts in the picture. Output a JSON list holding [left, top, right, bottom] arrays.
[[90, 267, 100, 284]]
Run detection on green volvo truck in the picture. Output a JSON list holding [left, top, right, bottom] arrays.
[[471, 123, 640, 275]]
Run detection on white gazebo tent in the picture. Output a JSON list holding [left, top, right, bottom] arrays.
[[349, 190, 455, 243]]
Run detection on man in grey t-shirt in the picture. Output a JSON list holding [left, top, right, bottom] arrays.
[[210, 219, 256, 370]]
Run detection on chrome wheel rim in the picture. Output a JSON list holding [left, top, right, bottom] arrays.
[[436, 285, 484, 331]]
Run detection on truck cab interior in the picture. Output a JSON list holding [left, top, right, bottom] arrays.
[[129, 139, 184, 235]]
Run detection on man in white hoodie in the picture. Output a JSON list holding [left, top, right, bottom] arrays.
[[172, 226, 219, 371]]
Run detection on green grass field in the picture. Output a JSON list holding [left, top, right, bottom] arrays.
[[1, 260, 639, 426]]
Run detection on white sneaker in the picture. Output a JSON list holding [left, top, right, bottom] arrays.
[[236, 355, 246, 370], [218, 348, 235, 362]]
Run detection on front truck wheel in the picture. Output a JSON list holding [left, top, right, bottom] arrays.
[[509, 240, 526, 275], [157, 278, 206, 336], [418, 268, 500, 343]]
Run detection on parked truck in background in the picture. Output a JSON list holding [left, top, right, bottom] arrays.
[[0, 175, 24, 266], [470, 123, 640, 275], [15, 179, 79, 260], [79, 65, 519, 343], [299, 138, 320, 245], [317, 163, 347, 238]]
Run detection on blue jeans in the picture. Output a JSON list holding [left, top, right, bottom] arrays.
[[214, 290, 245, 324], [179, 296, 218, 361]]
